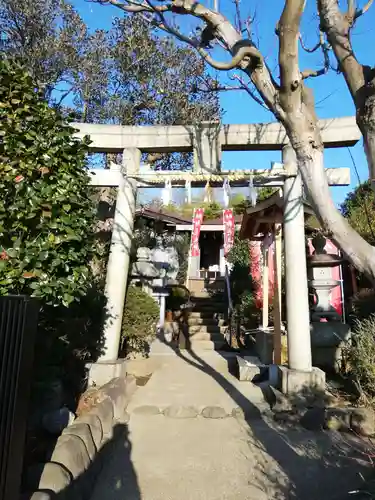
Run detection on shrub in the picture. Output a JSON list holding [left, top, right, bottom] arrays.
[[166, 284, 190, 311], [0, 58, 102, 408], [226, 234, 259, 326], [347, 315, 375, 403], [0, 58, 96, 305], [121, 285, 159, 356]]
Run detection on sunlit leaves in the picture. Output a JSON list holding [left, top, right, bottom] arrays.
[[0, 59, 97, 307]]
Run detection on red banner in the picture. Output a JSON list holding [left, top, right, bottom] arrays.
[[190, 208, 204, 257], [223, 209, 235, 256], [249, 240, 262, 308]]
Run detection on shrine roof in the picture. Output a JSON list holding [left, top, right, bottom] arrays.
[[135, 207, 191, 225], [239, 190, 315, 239]]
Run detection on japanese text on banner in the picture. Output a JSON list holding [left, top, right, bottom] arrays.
[[190, 208, 204, 257], [223, 209, 235, 256]]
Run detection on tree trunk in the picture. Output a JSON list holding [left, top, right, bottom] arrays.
[[295, 144, 375, 278], [318, 0, 375, 188], [357, 79, 375, 188], [278, 84, 375, 281]]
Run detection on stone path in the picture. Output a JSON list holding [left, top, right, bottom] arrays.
[[91, 342, 371, 500]]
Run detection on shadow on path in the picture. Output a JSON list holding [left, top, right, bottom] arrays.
[[50, 424, 141, 500], [164, 338, 372, 500]]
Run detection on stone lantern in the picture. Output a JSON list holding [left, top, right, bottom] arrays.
[[150, 237, 170, 332], [307, 233, 350, 372], [131, 245, 169, 332]]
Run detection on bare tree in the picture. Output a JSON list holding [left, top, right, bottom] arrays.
[[318, 0, 375, 188], [93, 0, 375, 280]]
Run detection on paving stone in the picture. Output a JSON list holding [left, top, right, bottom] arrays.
[[163, 405, 199, 419], [132, 405, 161, 416], [201, 406, 228, 419]]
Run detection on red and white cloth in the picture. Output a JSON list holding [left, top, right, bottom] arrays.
[[223, 209, 235, 256], [190, 208, 204, 257]]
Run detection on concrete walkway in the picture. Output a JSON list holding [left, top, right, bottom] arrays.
[[91, 342, 370, 500]]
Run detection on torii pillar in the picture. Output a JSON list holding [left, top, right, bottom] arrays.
[[88, 148, 140, 386], [280, 145, 325, 393]]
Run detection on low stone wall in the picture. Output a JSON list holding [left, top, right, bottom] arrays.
[[28, 376, 137, 500]]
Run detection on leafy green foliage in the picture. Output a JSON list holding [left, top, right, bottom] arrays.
[[346, 315, 375, 403], [121, 285, 159, 356], [0, 58, 96, 307], [340, 181, 375, 245], [0, 0, 87, 103], [1, 4, 219, 170], [226, 234, 258, 327]]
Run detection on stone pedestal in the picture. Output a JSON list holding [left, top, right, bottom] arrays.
[[310, 322, 351, 373], [277, 365, 326, 396], [255, 328, 274, 364]]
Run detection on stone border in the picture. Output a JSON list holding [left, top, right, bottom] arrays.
[[28, 376, 137, 500]]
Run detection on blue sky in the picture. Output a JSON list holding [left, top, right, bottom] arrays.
[[73, 0, 375, 206]]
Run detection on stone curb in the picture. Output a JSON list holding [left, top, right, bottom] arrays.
[[29, 375, 137, 500]]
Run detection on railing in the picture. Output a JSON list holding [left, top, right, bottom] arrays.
[[0, 296, 39, 500]]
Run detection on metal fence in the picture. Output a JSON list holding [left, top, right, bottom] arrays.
[[0, 296, 39, 500]]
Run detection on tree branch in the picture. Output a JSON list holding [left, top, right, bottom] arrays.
[[301, 34, 330, 80], [299, 34, 321, 53], [354, 0, 374, 19], [104, 0, 284, 118], [230, 73, 270, 110], [346, 0, 356, 21], [318, 0, 365, 97]]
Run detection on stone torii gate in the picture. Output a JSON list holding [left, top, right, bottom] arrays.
[[75, 118, 360, 389]]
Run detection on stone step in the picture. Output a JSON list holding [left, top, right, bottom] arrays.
[[236, 356, 266, 382], [191, 296, 226, 303], [187, 317, 226, 326], [185, 339, 227, 351], [188, 331, 224, 341], [188, 324, 226, 335], [191, 293, 226, 300], [191, 304, 226, 313], [189, 311, 225, 320]]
